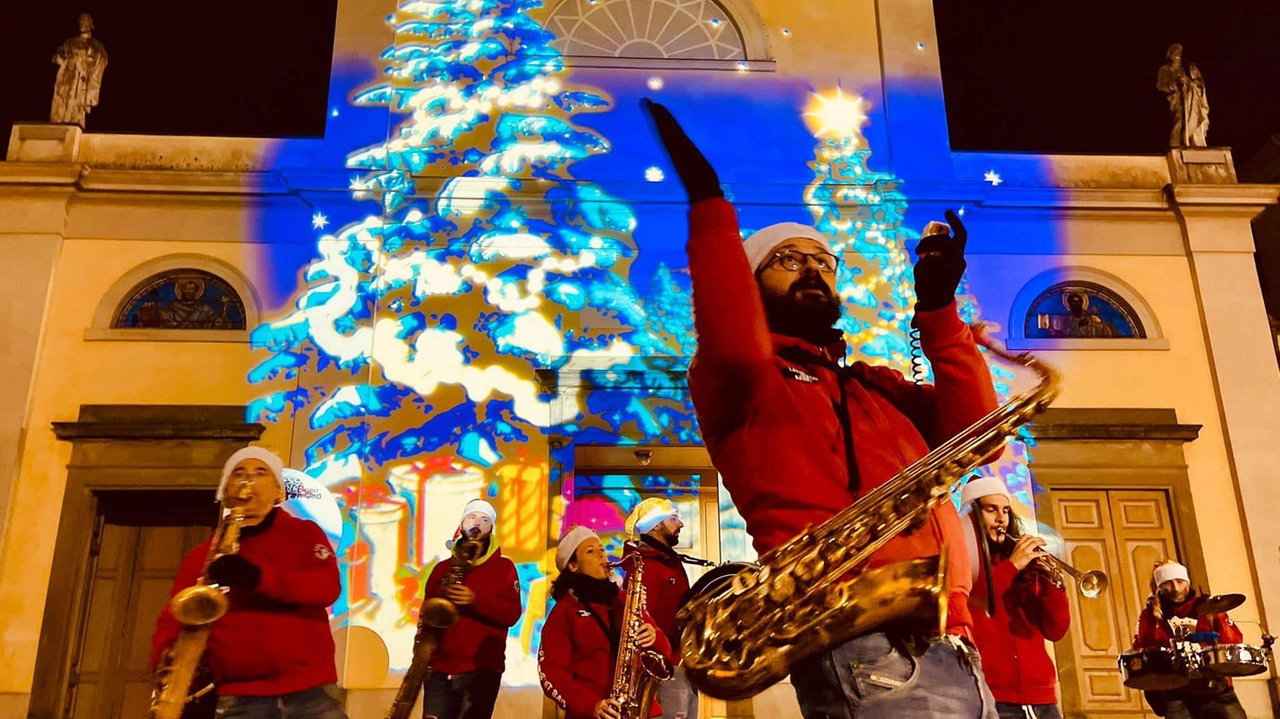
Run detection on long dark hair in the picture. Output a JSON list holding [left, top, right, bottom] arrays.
[[970, 499, 1026, 557]]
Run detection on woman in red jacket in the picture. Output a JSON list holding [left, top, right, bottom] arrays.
[[1133, 561, 1245, 719], [538, 526, 674, 719], [421, 499, 523, 719], [152, 447, 347, 719], [963, 477, 1070, 719]]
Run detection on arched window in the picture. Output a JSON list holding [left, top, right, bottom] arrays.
[[546, 0, 749, 61], [1007, 267, 1167, 350], [111, 268, 247, 331], [1023, 281, 1143, 340]]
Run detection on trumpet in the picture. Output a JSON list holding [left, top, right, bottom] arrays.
[[1031, 547, 1109, 598]]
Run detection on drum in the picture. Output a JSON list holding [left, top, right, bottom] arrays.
[[681, 561, 759, 606], [1119, 647, 1190, 690], [1200, 643, 1271, 677]]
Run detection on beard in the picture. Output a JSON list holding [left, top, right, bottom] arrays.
[[760, 274, 843, 346]]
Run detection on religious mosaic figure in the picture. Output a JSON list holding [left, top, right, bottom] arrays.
[[50, 13, 107, 127], [131, 276, 238, 329], [1157, 43, 1210, 147], [1037, 290, 1120, 338]]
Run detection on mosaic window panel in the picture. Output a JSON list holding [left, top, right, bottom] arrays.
[[547, 0, 747, 60], [112, 269, 247, 330], [1024, 281, 1143, 340]]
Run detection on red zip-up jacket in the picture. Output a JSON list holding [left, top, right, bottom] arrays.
[[686, 198, 999, 634], [969, 555, 1070, 705], [1134, 594, 1243, 648], [623, 537, 691, 653], [538, 586, 675, 719], [422, 540, 522, 675], [151, 510, 340, 696]]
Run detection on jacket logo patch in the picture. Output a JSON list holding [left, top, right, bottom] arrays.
[[577, 609, 592, 618], [669, 577, 677, 584], [314, 544, 332, 560], [783, 366, 820, 383]]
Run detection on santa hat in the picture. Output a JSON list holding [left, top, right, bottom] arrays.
[[742, 223, 835, 273], [960, 476, 1010, 506], [555, 525, 598, 572], [217, 446, 285, 501], [461, 499, 497, 525], [626, 497, 679, 537], [1153, 561, 1190, 587]]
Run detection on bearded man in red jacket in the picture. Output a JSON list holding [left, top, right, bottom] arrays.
[[420, 499, 523, 719], [1133, 561, 1246, 719], [963, 477, 1070, 719], [643, 100, 1000, 719], [152, 447, 347, 719], [624, 498, 697, 719]]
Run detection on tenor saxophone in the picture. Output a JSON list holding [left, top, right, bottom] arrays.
[[677, 329, 1060, 700], [384, 532, 485, 719], [608, 545, 675, 719], [149, 478, 253, 719]]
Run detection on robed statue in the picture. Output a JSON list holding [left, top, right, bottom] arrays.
[[1156, 43, 1209, 147], [51, 13, 108, 127]]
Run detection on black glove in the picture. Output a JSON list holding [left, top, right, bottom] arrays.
[[640, 98, 723, 204], [913, 209, 968, 312], [207, 554, 262, 590]]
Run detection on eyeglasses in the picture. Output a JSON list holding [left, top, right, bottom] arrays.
[[766, 249, 839, 275]]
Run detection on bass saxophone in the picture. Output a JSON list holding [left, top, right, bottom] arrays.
[[384, 532, 484, 719], [677, 329, 1061, 700], [150, 477, 253, 719], [608, 544, 675, 719]]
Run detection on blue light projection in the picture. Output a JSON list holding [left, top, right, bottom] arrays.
[[247, 0, 1038, 688]]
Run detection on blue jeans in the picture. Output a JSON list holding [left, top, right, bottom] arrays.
[[215, 685, 348, 719], [791, 633, 998, 719], [656, 664, 699, 719], [995, 703, 1062, 719], [421, 670, 502, 719]]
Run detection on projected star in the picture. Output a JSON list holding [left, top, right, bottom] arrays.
[[804, 87, 870, 141], [984, 170, 1003, 186], [312, 212, 329, 230]]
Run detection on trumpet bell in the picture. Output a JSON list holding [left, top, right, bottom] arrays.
[[1078, 570, 1108, 599]]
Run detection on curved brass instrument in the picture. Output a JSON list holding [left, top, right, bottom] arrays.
[[609, 544, 675, 719], [677, 328, 1060, 700], [384, 533, 484, 719], [1032, 548, 1109, 598], [150, 478, 252, 719]]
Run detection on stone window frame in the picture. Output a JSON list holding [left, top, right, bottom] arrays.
[[1008, 266, 1169, 351], [86, 254, 262, 343], [544, 0, 776, 72]]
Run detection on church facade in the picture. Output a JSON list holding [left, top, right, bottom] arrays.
[[2, 1, 1279, 718]]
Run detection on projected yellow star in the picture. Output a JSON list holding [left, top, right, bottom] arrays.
[[804, 87, 871, 142]]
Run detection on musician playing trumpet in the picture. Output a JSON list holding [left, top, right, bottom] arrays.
[[419, 500, 522, 719], [150, 447, 347, 719], [538, 526, 675, 719], [963, 477, 1070, 719], [1133, 561, 1245, 719]]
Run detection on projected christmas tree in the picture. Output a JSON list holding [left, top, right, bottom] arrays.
[[800, 86, 1036, 504]]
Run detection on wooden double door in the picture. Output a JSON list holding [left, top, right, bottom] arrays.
[[1052, 489, 1182, 718]]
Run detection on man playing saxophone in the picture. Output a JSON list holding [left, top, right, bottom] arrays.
[[963, 477, 1070, 719], [419, 499, 523, 719], [643, 100, 1001, 719], [538, 526, 675, 719], [623, 499, 697, 719], [151, 447, 347, 719]]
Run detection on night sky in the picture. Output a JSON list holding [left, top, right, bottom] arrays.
[[2, 1, 1278, 163]]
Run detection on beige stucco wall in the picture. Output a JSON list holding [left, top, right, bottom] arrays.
[[1, 1, 1278, 718]]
